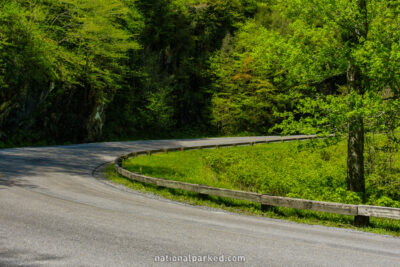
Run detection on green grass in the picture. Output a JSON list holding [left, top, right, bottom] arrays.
[[106, 138, 400, 236]]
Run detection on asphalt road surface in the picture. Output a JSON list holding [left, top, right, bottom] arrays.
[[1, 137, 400, 266]]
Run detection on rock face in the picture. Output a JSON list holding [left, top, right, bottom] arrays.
[[0, 83, 106, 144], [0, 81, 54, 139], [87, 103, 105, 142]]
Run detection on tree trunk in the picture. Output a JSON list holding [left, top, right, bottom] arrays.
[[346, 61, 365, 198], [347, 59, 369, 226], [347, 117, 365, 194], [347, 0, 370, 227]]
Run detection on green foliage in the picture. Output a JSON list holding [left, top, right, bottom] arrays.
[[364, 132, 400, 205], [270, 0, 400, 135], [206, 0, 400, 143], [0, 1, 56, 121], [209, 20, 289, 134], [104, 0, 260, 139], [0, 0, 142, 143]]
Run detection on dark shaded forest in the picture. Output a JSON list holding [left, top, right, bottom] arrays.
[[0, 0, 262, 146]]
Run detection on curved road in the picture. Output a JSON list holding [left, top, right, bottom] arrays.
[[1, 137, 399, 266]]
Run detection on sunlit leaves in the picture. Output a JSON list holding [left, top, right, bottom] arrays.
[[209, 20, 285, 134], [272, 0, 400, 139]]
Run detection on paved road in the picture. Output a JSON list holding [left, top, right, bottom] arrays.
[[1, 137, 400, 266]]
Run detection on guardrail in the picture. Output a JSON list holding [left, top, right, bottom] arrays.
[[114, 136, 400, 226]]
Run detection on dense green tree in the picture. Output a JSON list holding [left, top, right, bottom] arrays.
[[272, 0, 400, 208], [209, 21, 288, 134], [0, 1, 58, 140], [0, 0, 141, 143], [59, 0, 141, 141]]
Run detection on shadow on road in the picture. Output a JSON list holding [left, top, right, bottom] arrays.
[[0, 137, 271, 187], [0, 177, 38, 190], [0, 248, 64, 266], [0, 140, 186, 181]]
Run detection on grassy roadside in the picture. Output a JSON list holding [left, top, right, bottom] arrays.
[[121, 139, 400, 207], [106, 167, 400, 237]]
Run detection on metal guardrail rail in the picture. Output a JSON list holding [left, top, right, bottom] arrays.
[[114, 136, 400, 226]]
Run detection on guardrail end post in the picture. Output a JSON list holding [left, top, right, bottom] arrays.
[[354, 215, 369, 227]]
